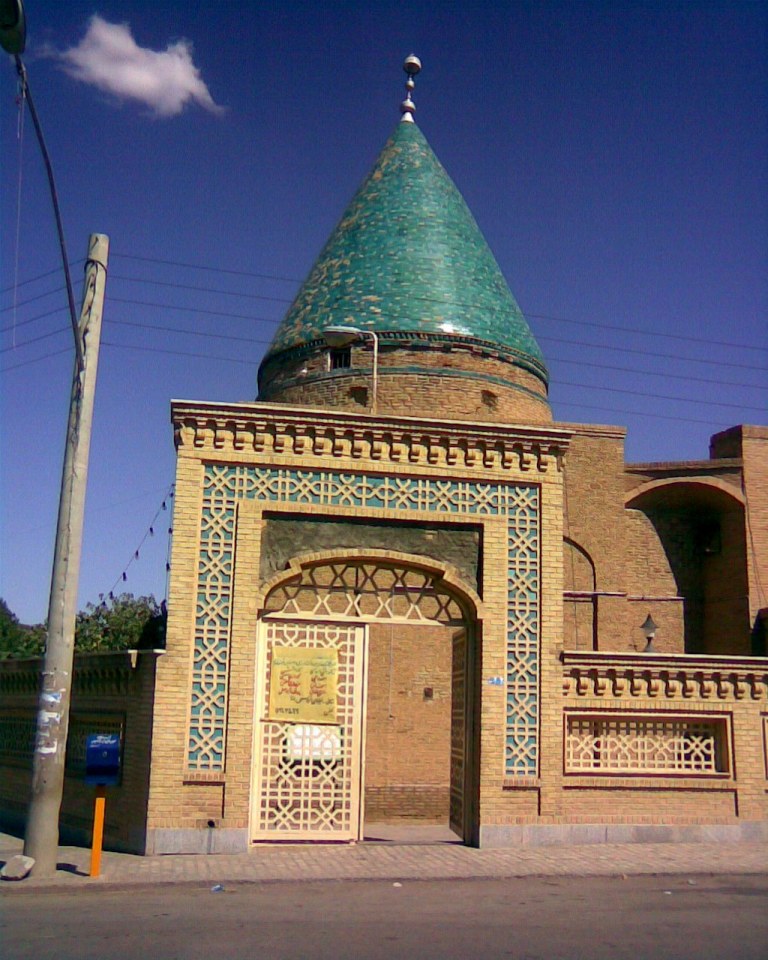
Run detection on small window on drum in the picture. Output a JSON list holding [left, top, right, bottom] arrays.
[[329, 347, 351, 370]]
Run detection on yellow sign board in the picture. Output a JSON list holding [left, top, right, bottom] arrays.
[[268, 647, 339, 723]]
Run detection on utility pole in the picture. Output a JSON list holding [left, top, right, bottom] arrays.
[[0, 2, 111, 878], [24, 235, 110, 875]]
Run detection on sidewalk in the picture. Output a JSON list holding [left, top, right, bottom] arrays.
[[2, 829, 767, 892]]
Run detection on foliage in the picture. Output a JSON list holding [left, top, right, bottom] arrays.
[[75, 593, 165, 653], [0, 594, 166, 659], [0, 597, 43, 659]]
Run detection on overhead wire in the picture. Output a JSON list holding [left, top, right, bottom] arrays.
[[0, 284, 67, 313], [3, 259, 764, 426], [0, 325, 69, 354], [0, 263, 79, 295], [111, 252, 299, 284], [103, 255, 768, 353]]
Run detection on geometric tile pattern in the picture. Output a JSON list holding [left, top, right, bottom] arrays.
[[565, 715, 727, 775], [261, 120, 547, 377], [188, 464, 540, 775], [188, 499, 235, 770]]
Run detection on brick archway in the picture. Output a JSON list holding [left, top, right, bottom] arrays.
[[252, 551, 481, 844]]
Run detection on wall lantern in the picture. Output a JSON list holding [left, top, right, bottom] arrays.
[[640, 613, 658, 653]]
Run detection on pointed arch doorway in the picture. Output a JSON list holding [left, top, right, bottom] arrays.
[[249, 552, 480, 845]]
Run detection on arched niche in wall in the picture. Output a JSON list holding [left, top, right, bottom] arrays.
[[625, 478, 748, 655], [563, 537, 597, 651]]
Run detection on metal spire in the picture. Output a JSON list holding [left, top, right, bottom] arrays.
[[400, 54, 421, 122]]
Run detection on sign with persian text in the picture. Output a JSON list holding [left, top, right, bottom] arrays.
[[268, 647, 338, 723]]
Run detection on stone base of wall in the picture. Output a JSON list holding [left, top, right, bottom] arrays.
[[478, 821, 768, 848], [146, 827, 249, 855]]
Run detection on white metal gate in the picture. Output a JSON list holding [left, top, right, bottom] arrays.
[[251, 620, 366, 841]]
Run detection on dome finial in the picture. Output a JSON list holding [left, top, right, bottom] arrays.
[[400, 54, 422, 123]]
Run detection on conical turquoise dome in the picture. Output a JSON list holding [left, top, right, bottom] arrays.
[[261, 121, 547, 383]]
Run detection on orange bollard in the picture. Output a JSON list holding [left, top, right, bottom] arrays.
[[90, 784, 107, 877]]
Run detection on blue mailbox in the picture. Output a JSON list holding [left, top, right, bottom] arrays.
[[85, 733, 121, 786]]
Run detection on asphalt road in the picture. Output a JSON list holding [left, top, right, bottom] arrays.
[[2, 874, 767, 960]]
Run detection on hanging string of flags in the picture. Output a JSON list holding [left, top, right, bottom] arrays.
[[99, 483, 175, 604]]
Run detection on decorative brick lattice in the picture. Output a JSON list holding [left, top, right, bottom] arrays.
[[189, 465, 540, 775], [188, 500, 235, 770], [264, 560, 465, 624], [254, 621, 362, 838], [565, 715, 727, 775]]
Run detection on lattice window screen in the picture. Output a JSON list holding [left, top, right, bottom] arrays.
[[565, 715, 728, 775]]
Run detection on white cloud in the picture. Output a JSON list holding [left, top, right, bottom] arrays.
[[58, 15, 224, 118]]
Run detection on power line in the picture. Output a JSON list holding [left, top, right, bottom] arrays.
[[106, 317, 274, 347], [109, 316, 759, 392], [0, 284, 66, 314], [103, 297, 766, 375], [109, 295, 280, 324], [2, 339, 754, 430], [101, 339, 259, 366], [0, 304, 68, 335], [0, 325, 69, 354], [105, 276, 768, 372], [0, 344, 71, 372], [106, 254, 768, 353], [5, 299, 764, 398], [96, 337, 763, 413], [110, 274, 294, 306], [552, 399, 732, 428], [111, 252, 299, 284], [0, 253, 768, 360], [529, 308, 768, 355], [102, 294, 765, 373], [535, 333, 764, 374], [552, 379, 765, 413], [0, 264, 72, 295], [549, 354, 766, 392]]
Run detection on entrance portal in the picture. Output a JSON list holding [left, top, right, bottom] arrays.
[[363, 622, 467, 840], [251, 554, 477, 844]]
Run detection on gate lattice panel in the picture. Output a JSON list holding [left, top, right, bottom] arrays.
[[252, 620, 365, 840]]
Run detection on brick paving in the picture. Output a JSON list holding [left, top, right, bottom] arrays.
[[1, 830, 767, 892]]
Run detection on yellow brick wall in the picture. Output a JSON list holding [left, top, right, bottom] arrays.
[[364, 622, 453, 822], [142, 402, 767, 848], [711, 426, 768, 628], [260, 344, 552, 425]]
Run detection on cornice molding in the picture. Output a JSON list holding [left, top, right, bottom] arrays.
[[171, 400, 571, 474], [561, 651, 768, 701]]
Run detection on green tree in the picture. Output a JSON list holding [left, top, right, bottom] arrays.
[[1, 597, 24, 657], [74, 593, 165, 652], [0, 594, 165, 658], [0, 598, 45, 659]]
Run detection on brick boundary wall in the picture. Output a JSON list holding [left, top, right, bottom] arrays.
[[0, 651, 161, 854]]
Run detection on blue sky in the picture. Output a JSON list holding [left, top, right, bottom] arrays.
[[1, 1, 766, 624]]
